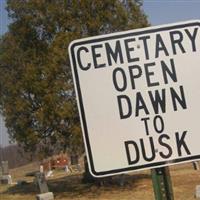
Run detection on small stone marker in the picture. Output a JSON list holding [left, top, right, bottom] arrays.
[[64, 165, 69, 173], [36, 192, 54, 200], [118, 174, 125, 186], [46, 170, 53, 178], [0, 166, 2, 177], [195, 185, 200, 198], [35, 172, 49, 194], [40, 165, 44, 173], [1, 175, 12, 184], [70, 155, 79, 165], [193, 162, 200, 170]]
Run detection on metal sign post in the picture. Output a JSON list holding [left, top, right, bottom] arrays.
[[151, 167, 174, 200]]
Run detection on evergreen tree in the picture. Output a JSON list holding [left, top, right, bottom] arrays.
[[0, 0, 149, 157]]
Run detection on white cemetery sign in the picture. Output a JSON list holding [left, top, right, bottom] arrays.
[[69, 20, 200, 177]]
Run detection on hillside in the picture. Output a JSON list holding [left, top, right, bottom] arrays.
[[0, 145, 33, 169]]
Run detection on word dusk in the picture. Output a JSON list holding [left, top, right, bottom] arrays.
[[69, 21, 200, 177]]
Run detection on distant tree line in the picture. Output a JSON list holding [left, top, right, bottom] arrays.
[[0, 145, 33, 169]]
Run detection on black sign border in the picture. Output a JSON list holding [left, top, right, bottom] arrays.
[[69, 21, 200, 177]]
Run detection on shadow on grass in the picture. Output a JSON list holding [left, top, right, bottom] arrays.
[[2, 173, 151, 199], [50, 173, 151, 199], [2, 182, 38, 195]]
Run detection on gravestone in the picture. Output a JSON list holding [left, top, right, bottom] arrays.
[[118, 174, 126, 186], [1, 175, 12, 184], [35, 172, 49, 194], [70, 155, 79, 165], [36, 192, 54, 200], [35, 173, 54, 200], [0, 161, 12, 184], [40, 165, 44, 173], [46, 170, 53, 178], [70, 155, 81, 172], [195, 185, 200, 198], [1, 161, 9, 175], [193, 162, 200, 170]]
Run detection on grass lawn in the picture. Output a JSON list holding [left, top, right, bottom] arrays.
[[1, 162, 200, 199]]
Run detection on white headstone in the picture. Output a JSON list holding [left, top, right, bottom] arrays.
[[46, 170, 53, 178], [40, 165, 44, 173], [36, 192, 54, 200], [0, 175, 12, 184]]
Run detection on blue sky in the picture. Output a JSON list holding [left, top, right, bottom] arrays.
[[0, 0, 10, 36], [1, 0, 200, 36], [143, 0, 200, 25], [0, 0, 200, 146], [0, 0, 9, 147]]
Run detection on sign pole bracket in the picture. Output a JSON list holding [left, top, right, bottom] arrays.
[[151, 167, 174, 200]]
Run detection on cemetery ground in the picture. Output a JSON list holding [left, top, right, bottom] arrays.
[[1, 162, 200, 200]]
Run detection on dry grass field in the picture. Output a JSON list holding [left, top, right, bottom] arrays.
[[1, 162, 200, 200]]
